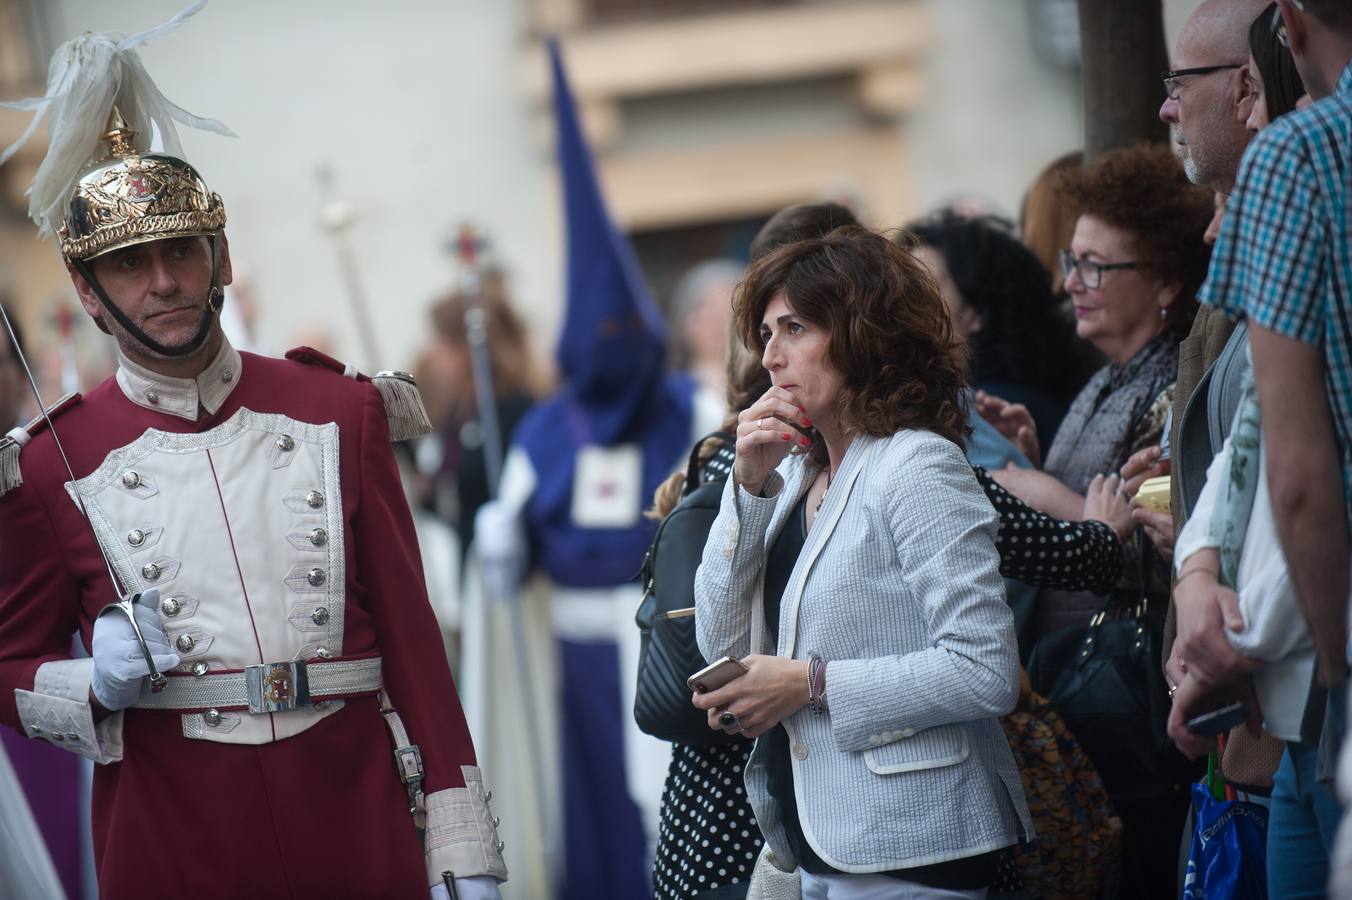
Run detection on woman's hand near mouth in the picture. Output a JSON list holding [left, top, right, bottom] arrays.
[[733, 385, 813, 495]]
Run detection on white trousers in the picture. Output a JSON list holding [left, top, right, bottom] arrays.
[[800, 870, 987, 900]]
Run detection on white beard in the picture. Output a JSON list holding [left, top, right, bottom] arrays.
[[1170, 123, 1202, 185]]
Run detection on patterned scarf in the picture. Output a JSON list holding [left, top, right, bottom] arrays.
[[1043, 333, 1180, 494], [1207, 347, 1259, 588]]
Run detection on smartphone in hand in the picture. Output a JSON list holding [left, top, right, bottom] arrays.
[[687, 656, 749, 694], [1186, 701, 1248, 736]]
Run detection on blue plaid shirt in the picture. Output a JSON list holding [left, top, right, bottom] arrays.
[[1200, 61, 1352, 518]]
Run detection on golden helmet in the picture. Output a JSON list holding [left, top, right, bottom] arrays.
[[58, 107, 226, 261]]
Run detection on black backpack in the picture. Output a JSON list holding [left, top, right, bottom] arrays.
[[633, 432, 739, 747]]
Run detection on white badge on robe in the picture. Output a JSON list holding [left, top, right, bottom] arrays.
[[572, 444, 641, 528]]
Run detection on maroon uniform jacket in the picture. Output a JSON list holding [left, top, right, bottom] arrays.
[[0, 341, 506, 897]]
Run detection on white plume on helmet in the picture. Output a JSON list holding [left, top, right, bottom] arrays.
[[0, 0, 235, 240]]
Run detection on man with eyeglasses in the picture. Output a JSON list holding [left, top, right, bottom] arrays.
[[1157, 1, 1270, 544], [1160, 0, 1269, 193], [1147, 3, 1278, 813]]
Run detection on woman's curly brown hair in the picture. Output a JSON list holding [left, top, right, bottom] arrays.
[[1057, 143, 1214, 332], [732, 225, 971, 447]]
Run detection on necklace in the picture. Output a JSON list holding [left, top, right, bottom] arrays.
[[815, 467, 832, 515]]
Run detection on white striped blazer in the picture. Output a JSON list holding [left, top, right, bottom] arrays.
[[695, 428, 1034, 872]]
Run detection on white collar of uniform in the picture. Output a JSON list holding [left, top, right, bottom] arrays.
[[115, 338, 242, 422]]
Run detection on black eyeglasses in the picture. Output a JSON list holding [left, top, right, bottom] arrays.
[[1058, 250, 1140, 289], [1161, 64, 1242, 100]]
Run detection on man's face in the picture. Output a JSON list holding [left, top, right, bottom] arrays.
[[71, 234, 231, 365], [1159, 30, 1252, 192]]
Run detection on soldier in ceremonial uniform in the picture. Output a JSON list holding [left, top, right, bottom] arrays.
[[0, 10, 506, 899]]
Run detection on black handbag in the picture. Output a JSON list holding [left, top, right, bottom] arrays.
[[633, 433, 739, 747], [1026, 545, 1199, 801]]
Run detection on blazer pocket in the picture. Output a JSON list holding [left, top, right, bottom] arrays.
[[863, 723, 970, 775]]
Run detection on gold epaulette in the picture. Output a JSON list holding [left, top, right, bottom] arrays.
[[284, 347, 432, 443]]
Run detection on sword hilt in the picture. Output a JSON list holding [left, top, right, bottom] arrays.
[[107, 595, 169, 694]]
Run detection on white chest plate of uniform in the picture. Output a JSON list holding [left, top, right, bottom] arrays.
[[67, 408, 348, 745]]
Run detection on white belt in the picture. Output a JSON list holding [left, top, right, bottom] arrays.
[[133, 657, 382, 714], [380, 689, 427, 826]]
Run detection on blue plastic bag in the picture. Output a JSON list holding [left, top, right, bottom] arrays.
[[1183, 781, 1269, 899]]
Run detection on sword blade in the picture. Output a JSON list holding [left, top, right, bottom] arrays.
[[0, 305, 168, 692]]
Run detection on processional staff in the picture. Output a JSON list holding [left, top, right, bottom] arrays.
[[317, 165, 384, 373], [451, 224, 556, 865]]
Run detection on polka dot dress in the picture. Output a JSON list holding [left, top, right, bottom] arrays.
[[975, 465, 1122, 595], [653, 739, 762, 900]]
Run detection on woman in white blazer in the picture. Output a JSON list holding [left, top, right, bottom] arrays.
[[693, 226, 1033, 899]]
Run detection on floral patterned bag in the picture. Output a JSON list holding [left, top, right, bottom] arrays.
[[999, 670, 1123, 899]]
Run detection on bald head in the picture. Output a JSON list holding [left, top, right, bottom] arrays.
[[1161, 0, 1269, 193], [1178, 0, 1270, 64]]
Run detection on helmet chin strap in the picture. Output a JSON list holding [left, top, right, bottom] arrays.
[[70, 232, 224, 360]]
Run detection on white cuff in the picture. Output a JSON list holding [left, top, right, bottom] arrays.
[[424, 766, 508, 886], [1173, 511, 1220, 575], [14, 658, 124, 764], [447, 876, 501, 900]]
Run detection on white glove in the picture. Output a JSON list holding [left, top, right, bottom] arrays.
[[90, 589, 180, 711], [474, 500, 525, 603], [430, 876, 502, 900]]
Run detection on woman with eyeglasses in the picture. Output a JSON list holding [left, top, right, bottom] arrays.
[[976, 143, 1214, 898]]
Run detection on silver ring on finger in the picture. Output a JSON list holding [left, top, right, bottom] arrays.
[[755, 418, 763, 430]]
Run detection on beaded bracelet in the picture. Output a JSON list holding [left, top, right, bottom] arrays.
[[807, 656, 828, 715]]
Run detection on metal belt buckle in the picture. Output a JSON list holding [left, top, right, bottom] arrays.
[[245, 661, 311, 714], [395, 744, 425, 814], [395, 744, 424, 784]]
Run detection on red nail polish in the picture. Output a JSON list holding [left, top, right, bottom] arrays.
[[802, 417, 812, 427], [800, 437, 810, 447], [780, 433, 790, 442]]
